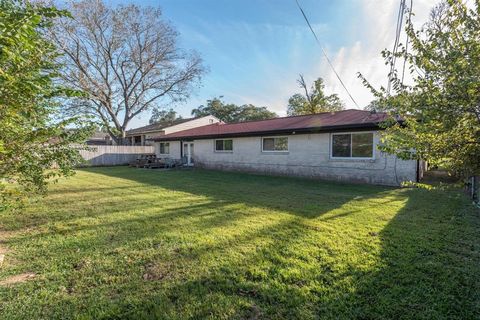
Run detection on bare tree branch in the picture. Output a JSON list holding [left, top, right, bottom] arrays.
[[50, 0, 205, 142]]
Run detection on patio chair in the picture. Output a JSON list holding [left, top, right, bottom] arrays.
[[166, 158, 182, 169], [174, 159, 183, 167]]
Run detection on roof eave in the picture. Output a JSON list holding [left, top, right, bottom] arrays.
[[125, 117, 200, 135], [150, 123, 385, 142], [126, 129, 166, 136]]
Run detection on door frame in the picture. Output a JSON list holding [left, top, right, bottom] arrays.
[[182, 140, 194, 166]]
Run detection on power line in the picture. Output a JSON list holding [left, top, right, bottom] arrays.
[[387, 0, 406, 94], [294, 0, 359, 108], [401, 0, 413, 84]]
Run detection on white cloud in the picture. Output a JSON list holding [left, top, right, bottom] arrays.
[[302, 0, 440, 109], [128, 0, 442, 127], [210, 0, 440, 115]]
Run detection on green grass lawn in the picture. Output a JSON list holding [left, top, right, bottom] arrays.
[[0, 167, 479, 319]]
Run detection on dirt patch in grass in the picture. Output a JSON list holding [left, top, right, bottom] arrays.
[[0, 230, 23, 268], [0, 230, 15, 241], [0, 231, 13, 252], [0, 231, 12, 268], [0, 272, 36, 286], [142, 262, 172, 281]]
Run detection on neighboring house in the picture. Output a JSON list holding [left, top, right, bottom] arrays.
[[86, 131, 114, 145], [151, 109, 424, 186], [125, 115, 220, 146]]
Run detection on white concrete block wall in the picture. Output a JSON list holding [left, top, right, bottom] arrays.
[[155, 141, 182, 159], [186, 131, 417, 186]]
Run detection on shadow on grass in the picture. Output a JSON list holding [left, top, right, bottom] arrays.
[[124, 188, 479, 319], [85, 166, 395, 217], [1, 166, 392, 231], [88, 168, 479, 319], [342, 187, 480, 319], [0, 167, 478, 319]]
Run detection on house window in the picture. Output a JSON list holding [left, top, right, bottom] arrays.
[[215, 139, 233, 152], [331, 132, 374, 158], [262, 137, 288, 152], [159, 142, 170, 154]]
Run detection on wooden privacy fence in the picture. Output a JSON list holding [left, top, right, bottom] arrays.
[[78, 145, 155, 166]]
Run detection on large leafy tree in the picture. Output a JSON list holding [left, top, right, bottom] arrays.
[[191, 97, 277, 123], [287, 75, 344, 116], [149, 108, 182, 125], [50, 0, 205, 144], [359, 0, 480, 178], [0, 0, 91, 210]]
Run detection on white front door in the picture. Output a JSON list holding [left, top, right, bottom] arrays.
[[183, 142, 194, 166]]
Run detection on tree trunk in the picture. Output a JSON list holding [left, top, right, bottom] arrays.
[[120, 130, 127, 146]]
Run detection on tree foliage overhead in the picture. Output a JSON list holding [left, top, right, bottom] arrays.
[[50, 0, 205, 143], [359, 0, 480, 178], [191, 97, 278, 123], [287, 75, 345, 116], [0, 0, 92, 210], [149, 108, 182, 125], [364, 99, 384, 112]]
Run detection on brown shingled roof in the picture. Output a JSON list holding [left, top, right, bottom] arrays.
[[151, 109, 391, 141]]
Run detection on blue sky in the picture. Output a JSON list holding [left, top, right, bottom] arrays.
[[106, 0, 438, 128]]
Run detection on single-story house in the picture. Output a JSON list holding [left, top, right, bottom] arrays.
[[150, 109, 424, 186], [125, 115, 220, 146]]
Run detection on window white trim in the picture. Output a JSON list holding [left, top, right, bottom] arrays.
[[159, 142, 170, 154], [214, 139, 233, 152], [261, 136, 289, 153], [330, 131, 375, 160]]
